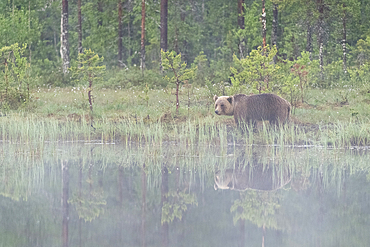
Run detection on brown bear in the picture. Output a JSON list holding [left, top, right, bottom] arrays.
[[214, 166, 291, 191], [213, 93, 290, 126]]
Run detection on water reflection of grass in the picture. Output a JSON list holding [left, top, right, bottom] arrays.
[[1, 143, 369, 200], [1, 113, 370, 202], [0, 145, 45, 201]]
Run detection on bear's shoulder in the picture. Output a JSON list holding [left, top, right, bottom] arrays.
[[233, 94, 248, 101]]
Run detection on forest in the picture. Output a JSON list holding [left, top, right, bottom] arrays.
[[2, 2, 370, 244], [1, 0, 370, 127]]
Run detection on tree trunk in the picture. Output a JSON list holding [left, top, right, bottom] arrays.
[[238, 0, 245, 58], [118, 0, 123, 68], [317, 0, 324, 80], [77, 0, 82, 67], [88, 72, 93, 116], [160, 0, 168, 52], [61, 0, 70, 75], [97, 1, 103, 26], [271, 2, 278, 63], [176, 81, 179, 113], [262, 223, 265, 247], [62, 160, 69, 247], [78, 164, 82, 247], [28, 1, 31, 64], [238, 0, 245, 29], [202, 0, 205, 17], [306, 19, 312, 60], [261, 0, 267, 51], [161, 165, 169, 247], [174, 25, 179, 54], [127, 0, 132, 63], [118, 167, 124, 205], [306, 1, 313, 60], [54, 30, 58, 56], [141, 164, 147, 247], [342, 4, 347, 73], [160, 0, 168, 72], [292, 34, 299, 60], [140, 0, 146, 71]]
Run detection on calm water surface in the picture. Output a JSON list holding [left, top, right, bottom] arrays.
[[1, 141, 370, 246]]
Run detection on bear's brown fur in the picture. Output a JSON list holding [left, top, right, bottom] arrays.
[[214, 166, 291, 191], [213, 93, 290, 126]]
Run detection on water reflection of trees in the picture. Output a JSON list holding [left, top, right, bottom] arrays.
[[1, 143, 370, 246], [160, 160, 198, 247], [69, 149, 106, 222], [214, 150, 291, 247], [161, 191, 198, 224], [62, 160, 69, 247]]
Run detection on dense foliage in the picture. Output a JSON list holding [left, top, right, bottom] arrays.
[[1, 0, 370, 108]]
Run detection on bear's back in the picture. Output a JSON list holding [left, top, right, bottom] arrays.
[[233, 93, 290, 123]]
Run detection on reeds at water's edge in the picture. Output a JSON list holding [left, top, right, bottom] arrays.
[[1, 114, 370, 148]]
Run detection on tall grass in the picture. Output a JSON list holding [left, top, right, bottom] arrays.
[[0, 113, 370, 148]]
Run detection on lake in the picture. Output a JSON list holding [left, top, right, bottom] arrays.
[[0, 141, 369, 246]]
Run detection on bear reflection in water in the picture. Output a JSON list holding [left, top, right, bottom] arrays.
[[214, 164, 291, 191]]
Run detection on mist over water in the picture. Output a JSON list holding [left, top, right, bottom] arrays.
[[0, 141, 369, 246]]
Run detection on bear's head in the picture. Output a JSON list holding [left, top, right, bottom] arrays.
[[214, 170, 234, 190], [213, 95, 234, 116]]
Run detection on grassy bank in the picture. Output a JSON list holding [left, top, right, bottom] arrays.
[[29, 85, 370, 122], [0, 85, 369, 147]]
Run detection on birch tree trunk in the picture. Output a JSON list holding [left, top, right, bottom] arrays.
[[61, 0, 70, 74], [261, 0, 268, 88], [342, 4, 347, 73], [261, 0, 267, 51], [140, 0, 146, 71], [271, 2, 278, 63], [118, 0, 123, 68], [77, 0, 82, 67]]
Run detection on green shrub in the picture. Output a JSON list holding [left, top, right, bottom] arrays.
[[0, 43, 31, 110], [231, 45, 278, 94], [348, 63, 370, 88], [323, 60, 350, 88], [70, 49, 105, 117], [161, 50, 197, 113]]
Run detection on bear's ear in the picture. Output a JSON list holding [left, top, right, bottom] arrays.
[[227, 180, 233, 189], [213, 95, 218, 102], [227, 96, 233, 104]]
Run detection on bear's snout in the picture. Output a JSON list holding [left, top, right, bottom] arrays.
[[215, 110, 219, 115]]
